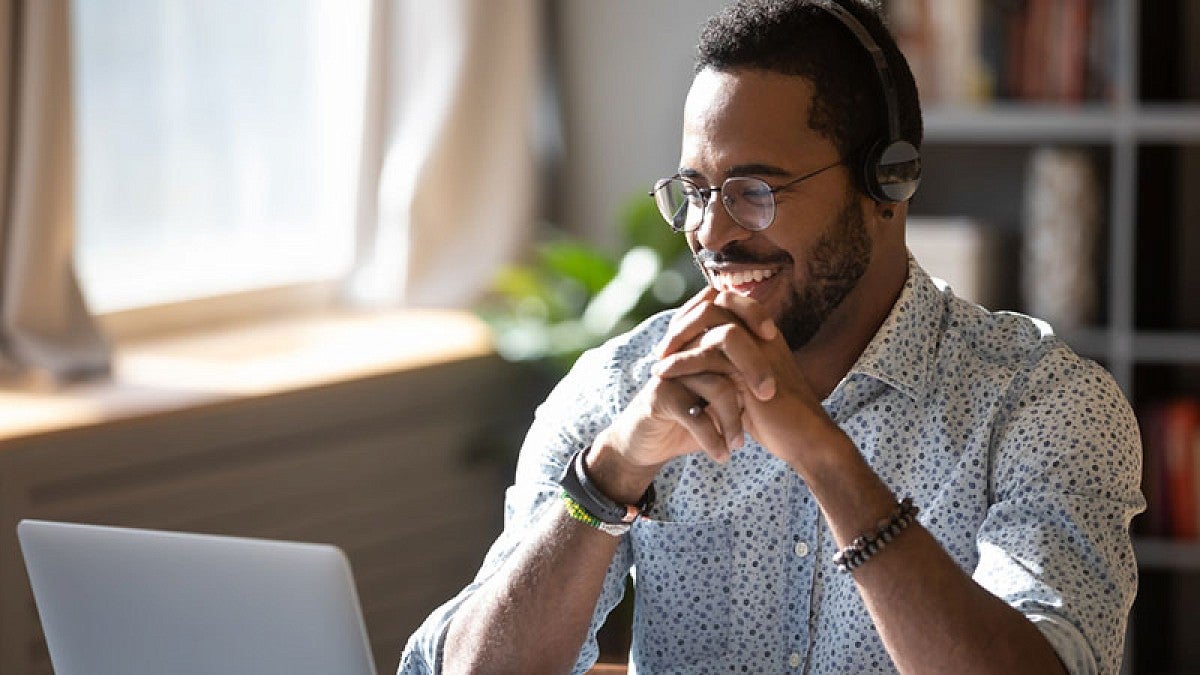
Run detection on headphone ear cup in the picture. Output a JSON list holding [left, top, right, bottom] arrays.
[[865, 139, 922, 203], [858, 139, 887, 202]]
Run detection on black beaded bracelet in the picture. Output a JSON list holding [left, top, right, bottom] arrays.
[[832, 497, 919, 573]]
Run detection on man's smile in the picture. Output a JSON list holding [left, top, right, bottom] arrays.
[[707, 265, 783, 300]]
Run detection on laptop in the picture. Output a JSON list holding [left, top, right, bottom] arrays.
[[17, 519, 377, 675]]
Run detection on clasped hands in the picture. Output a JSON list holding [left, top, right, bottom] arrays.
[[600, 287, 842, 485]]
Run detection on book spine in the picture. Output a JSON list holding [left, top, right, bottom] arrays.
[[1022, 0, 1051, 101], [1165, 399, 1200, 539], [1059, 0, 1090, 103]]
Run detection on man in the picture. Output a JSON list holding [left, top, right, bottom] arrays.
[[400, 1, 1144, 673]]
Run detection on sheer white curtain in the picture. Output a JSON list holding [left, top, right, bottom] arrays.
[[0, 0, 108, 382], [0, 0, 536, 385], [346, 0, 539, 309]]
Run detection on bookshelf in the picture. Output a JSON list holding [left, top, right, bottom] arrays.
[[893, 0, 1199, 672], [924, 105, 1200, 143], [1135, 538, 1200, 572]]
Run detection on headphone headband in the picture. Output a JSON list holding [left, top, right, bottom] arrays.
[[813, 1, 920, 202], [817, 1, 901, 142]]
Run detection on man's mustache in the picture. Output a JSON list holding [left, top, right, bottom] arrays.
[[693, 244, 792, 267]]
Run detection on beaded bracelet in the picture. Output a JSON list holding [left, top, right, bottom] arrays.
[[832, 497, 919, 573], [562, 491, 603, 527], [561, 491, 632, 537]]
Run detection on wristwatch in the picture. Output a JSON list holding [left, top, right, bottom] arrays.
[[559, 446, 655, 528]]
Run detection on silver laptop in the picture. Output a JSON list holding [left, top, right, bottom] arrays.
[[17, 519, 377, 675]]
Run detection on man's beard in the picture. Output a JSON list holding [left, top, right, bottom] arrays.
[[775, 193, 872, 350], [695, 191, 872, 351]]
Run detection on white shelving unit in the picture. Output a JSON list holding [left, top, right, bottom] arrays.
[[919, 1, 1200, 395], [924, 105, 1200, 143], [912, 2, 1199, 672], [1135, 538, 1200, 572]]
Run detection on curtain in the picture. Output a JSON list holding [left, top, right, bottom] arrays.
[[346, 0, 539, 309], [0, 0, 109, 383]]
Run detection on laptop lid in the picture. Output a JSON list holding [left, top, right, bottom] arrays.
[[17, 519, 377, 675]]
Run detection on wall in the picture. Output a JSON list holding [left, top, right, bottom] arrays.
[[552, 0, 728, 245]]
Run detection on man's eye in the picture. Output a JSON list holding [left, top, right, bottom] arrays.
[[737, 186, 773, 205]]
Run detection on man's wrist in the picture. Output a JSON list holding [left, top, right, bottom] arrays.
[[559, 444, 655, 526], [782, 418, 857, 479], [585, 428, 660, 505], [793, 428, 903, 547]]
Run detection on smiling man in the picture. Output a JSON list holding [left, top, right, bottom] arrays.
[[399, 2, 1144, 673]]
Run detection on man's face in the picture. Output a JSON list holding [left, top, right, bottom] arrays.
[[680, 68, 874, 350]]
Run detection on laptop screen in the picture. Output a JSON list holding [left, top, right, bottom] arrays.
[[18, 519, 377, 675]]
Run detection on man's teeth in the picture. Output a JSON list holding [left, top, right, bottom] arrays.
[[715, 268, 775, 287]]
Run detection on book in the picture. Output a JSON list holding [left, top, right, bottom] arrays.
[[1021, 147, 1101, 332], [886, 0, 984, 105], [890, 0, 1113, 104], [906, 216, 1002, 309], [1140, 398, 1200, 539], [1164, 399, 1200, 539], [1057, 0, 1091, 103]]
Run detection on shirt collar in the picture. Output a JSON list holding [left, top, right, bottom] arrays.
[[844, 255, 945, 401]]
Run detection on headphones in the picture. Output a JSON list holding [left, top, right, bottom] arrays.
[[816, 1, 921, 203]]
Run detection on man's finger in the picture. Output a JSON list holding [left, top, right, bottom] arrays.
[[670, 372, 745, 458], [712, 290, 778, 342], [653, 324, 777, 401], [658, 287, 719, 357], [659, 291, 779, 360], [658, 304, 745, 359]]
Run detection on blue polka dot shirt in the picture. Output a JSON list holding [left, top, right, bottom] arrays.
[[399, 258, 1145, 674]]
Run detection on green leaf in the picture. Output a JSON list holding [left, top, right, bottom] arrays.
[[480, 190, 707, 376], [537, 241, 617, 295], [492, 266, 544, 302]]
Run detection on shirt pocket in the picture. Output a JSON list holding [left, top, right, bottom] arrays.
[[630, 519, 732, 665]]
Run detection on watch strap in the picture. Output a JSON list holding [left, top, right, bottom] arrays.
[[558, 446, 655, 525]]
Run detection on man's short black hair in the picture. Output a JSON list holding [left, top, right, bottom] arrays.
[[696, 0, 922, 174]]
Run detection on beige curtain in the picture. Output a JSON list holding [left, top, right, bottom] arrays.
[[346, 0, 539, 309], [0, 0, 109, 383]]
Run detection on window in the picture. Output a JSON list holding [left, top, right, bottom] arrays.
[[72, 0, 369, 314]]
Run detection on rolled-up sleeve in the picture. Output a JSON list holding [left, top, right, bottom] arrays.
[[398, 314, 669, 674], [974, 346, 1145, 674]]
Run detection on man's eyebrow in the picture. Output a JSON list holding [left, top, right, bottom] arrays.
[[676, 164, 793, 180], [725, 163, 791, 178]]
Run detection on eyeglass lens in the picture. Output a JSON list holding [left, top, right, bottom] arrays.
[[652, 177, 777, 233]]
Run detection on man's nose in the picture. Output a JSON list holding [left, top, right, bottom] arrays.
[[695, 193, 751, 254]]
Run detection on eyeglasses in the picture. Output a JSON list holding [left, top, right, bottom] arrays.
[[649, 160, 842, 233]]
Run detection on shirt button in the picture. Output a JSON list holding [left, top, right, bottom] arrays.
[[794, 541, 810, 558], [788, 652, 802, 668]]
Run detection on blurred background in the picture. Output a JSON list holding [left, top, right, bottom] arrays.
[[0, 1, 1196, 673]]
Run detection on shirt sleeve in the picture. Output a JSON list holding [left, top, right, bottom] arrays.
[[397, 316, 666, 674], [973, 343, 1145, 674]]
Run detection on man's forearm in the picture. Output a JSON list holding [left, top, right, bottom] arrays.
[[442, 504, 622, 675], [853, 525, 1067, 675], [802, 437, 1067, 675]]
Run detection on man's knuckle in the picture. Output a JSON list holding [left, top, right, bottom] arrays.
[[709, 323, 739, 342]]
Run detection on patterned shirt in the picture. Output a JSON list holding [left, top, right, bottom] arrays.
[[399, 258, 1145, 674]]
